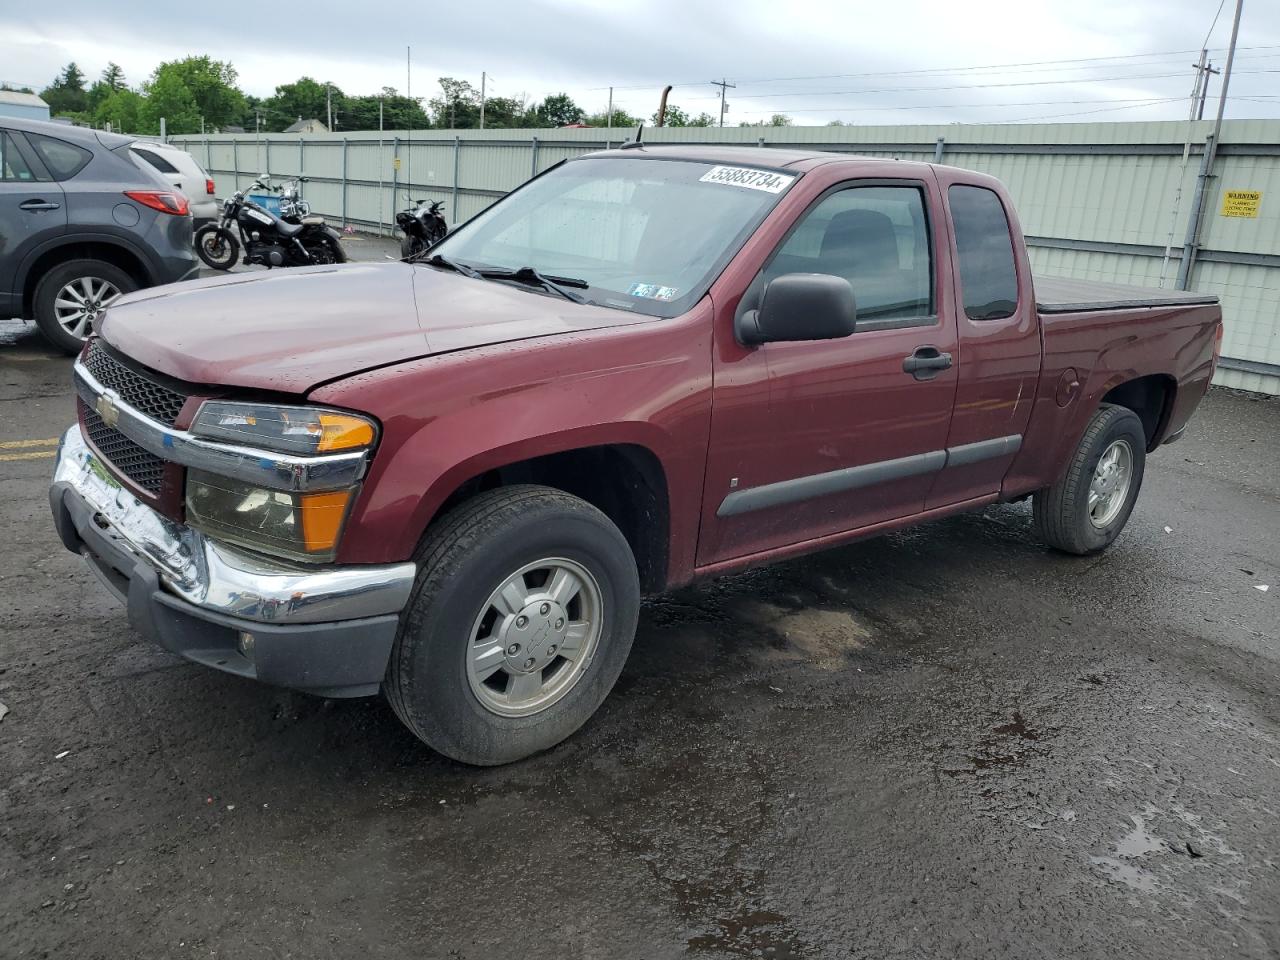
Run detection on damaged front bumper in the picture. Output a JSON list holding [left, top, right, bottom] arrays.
[[48, 425, 416, 698]]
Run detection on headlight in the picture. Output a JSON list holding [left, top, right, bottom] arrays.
[[186, 469, 357, 563], [190, 401, 376, 455]]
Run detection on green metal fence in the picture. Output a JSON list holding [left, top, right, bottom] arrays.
[[171, 120, 1280, 395]]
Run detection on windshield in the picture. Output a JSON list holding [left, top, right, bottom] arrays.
[[429, 156, 797, 316]]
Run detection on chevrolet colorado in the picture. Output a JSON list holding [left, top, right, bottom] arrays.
[[49, 146, 1223, 765]]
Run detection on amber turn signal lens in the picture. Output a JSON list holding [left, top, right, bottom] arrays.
[[316, 413, 376, 452], [299, 489, 356, 553]]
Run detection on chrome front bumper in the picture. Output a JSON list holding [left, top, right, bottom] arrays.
[[51, 425, 415, 625]]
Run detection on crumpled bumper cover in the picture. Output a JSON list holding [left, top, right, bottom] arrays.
[[48, 425, 417, 698]]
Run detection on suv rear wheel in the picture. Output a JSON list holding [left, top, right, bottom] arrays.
[[33, 259, 137, 354]]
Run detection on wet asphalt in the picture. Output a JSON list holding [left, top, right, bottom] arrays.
[[0, 251, 1278, 958]]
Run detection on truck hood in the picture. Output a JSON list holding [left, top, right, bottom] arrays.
[[100, 262, 656, 394]]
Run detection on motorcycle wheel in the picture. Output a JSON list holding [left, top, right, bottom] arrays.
[[400, 235, 426, 260], [304, 237, 345, 265], [195, 225, 239, 270]]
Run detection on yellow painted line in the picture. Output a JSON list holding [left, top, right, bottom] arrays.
[[0, 437, 60, 449], [0, 450, 56, 462]]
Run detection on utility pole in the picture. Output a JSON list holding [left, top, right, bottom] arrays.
[[607, 86, 613, 128], [1197, 58, 1221, 120], [407, 46, 412, 213], [1177, 0, 1244, 290], [480, 71, 486, 129], [326, 85, 332, 130], [712, 78, 735, 128]]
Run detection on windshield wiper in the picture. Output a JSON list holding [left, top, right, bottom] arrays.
[[422, 252, 482, 279], [479, 266, 589, 304]]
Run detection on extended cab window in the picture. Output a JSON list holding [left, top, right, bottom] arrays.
[[26, 133, 91, 181], [949, 185, 1018, 320], [764, 185, 933, 322]]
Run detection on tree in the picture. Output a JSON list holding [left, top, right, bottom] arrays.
[[94, 89, 144, 133], [40, 62, 88, 116], [480, 96, 530, 129], [739, 114, 794, 127], [260, 77, 337, 131], [339, 88, 430, 131], [101, 63, 126, 92], [584, 107, 640, 128], [429, 78, 481, 128], [652, 104, 714, 127], [148, 57, 244, 131], [139, 70, 200, 135], [533, 93, 585, 127]]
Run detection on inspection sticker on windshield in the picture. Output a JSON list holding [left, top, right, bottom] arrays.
[[628, 282, 679, 301], [699, 166, 795, 193]]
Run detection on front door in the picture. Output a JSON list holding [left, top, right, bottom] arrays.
[[698, 177, 959, 567], [0, 129, 66, 317]]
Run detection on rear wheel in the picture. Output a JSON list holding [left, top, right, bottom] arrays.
[[399, 234, 426, 260], [194, 225, 238, 270], [1033, 404, 1147, 555], [33, 259, 136, 354], [385, 485, 640, 766]]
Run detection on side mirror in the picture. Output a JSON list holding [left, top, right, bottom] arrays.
[[736, 273, 858, 346]]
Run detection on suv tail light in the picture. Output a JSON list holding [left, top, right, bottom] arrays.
[[206, 178, 216, 195], [124, 189, 190, 216], [1210, 319, 1224, 378]]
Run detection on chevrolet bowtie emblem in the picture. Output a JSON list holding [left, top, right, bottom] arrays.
[[95, 392, 120, 429]]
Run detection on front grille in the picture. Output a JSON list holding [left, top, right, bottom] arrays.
[[82, 340, 187, 426], [83, 406, 166, 495]]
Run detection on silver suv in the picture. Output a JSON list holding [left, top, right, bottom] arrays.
[[0, 117, 199, 354]]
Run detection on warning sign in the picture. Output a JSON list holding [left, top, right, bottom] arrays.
[[393, 157, 401, 170], [1220, 189, 1262, 218]]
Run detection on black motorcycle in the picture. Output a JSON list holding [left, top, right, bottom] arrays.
[[396, 198, 448, 259], [195, 177, 346, 271]]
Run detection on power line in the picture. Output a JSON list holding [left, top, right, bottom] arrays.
[[588, 44, 1280, 93]]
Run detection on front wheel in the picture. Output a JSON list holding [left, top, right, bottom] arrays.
[[1033, 404, 1147, 555], [194, 225, 239, 270], [399, 234, 427, 260], [385, 485, 640, 766]]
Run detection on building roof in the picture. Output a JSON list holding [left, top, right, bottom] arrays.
[[0, 90, 49, 108], [284, 118, 328, 133]]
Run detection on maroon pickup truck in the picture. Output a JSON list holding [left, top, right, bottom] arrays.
[[50, 146, 1222, 765]]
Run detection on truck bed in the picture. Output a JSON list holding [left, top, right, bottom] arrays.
[[1035, 276, 1219, 314]]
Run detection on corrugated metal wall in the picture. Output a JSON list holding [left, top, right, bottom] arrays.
[[171, 120, 1280, 395]]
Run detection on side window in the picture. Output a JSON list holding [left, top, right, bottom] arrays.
[[764, 185, 933, 322], [949, 185, 1019, 320], [133, 148, 179, 174], [0, 132, 38, 182], [26, 132, 92, 181]]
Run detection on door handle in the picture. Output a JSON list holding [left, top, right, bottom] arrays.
[[19, 199, 61, 211], [902, 346, 953, 381]]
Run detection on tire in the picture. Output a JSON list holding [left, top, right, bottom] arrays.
[[399, 234, 425, 260], [385, 485, 640, 766], [1033, 404, 1147, 555], [33, 259, 138, 354], [194, 225, 239, 270], [304, 234, 346, 265]]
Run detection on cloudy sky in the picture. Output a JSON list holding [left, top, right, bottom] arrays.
[[4, 0, 1280, 126]]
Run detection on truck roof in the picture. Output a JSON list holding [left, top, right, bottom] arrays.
[[579, 143, 934, 176]]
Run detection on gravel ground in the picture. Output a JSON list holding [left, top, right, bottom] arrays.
[[0, 265, 1277, 958]]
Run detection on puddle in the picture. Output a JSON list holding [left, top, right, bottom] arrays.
[[1090, 855, 1160, 893], [687, 907, 804, 958]]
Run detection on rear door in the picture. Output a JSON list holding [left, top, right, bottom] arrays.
[[0, 129, 66, 317], [698, 175, 960, 566]]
